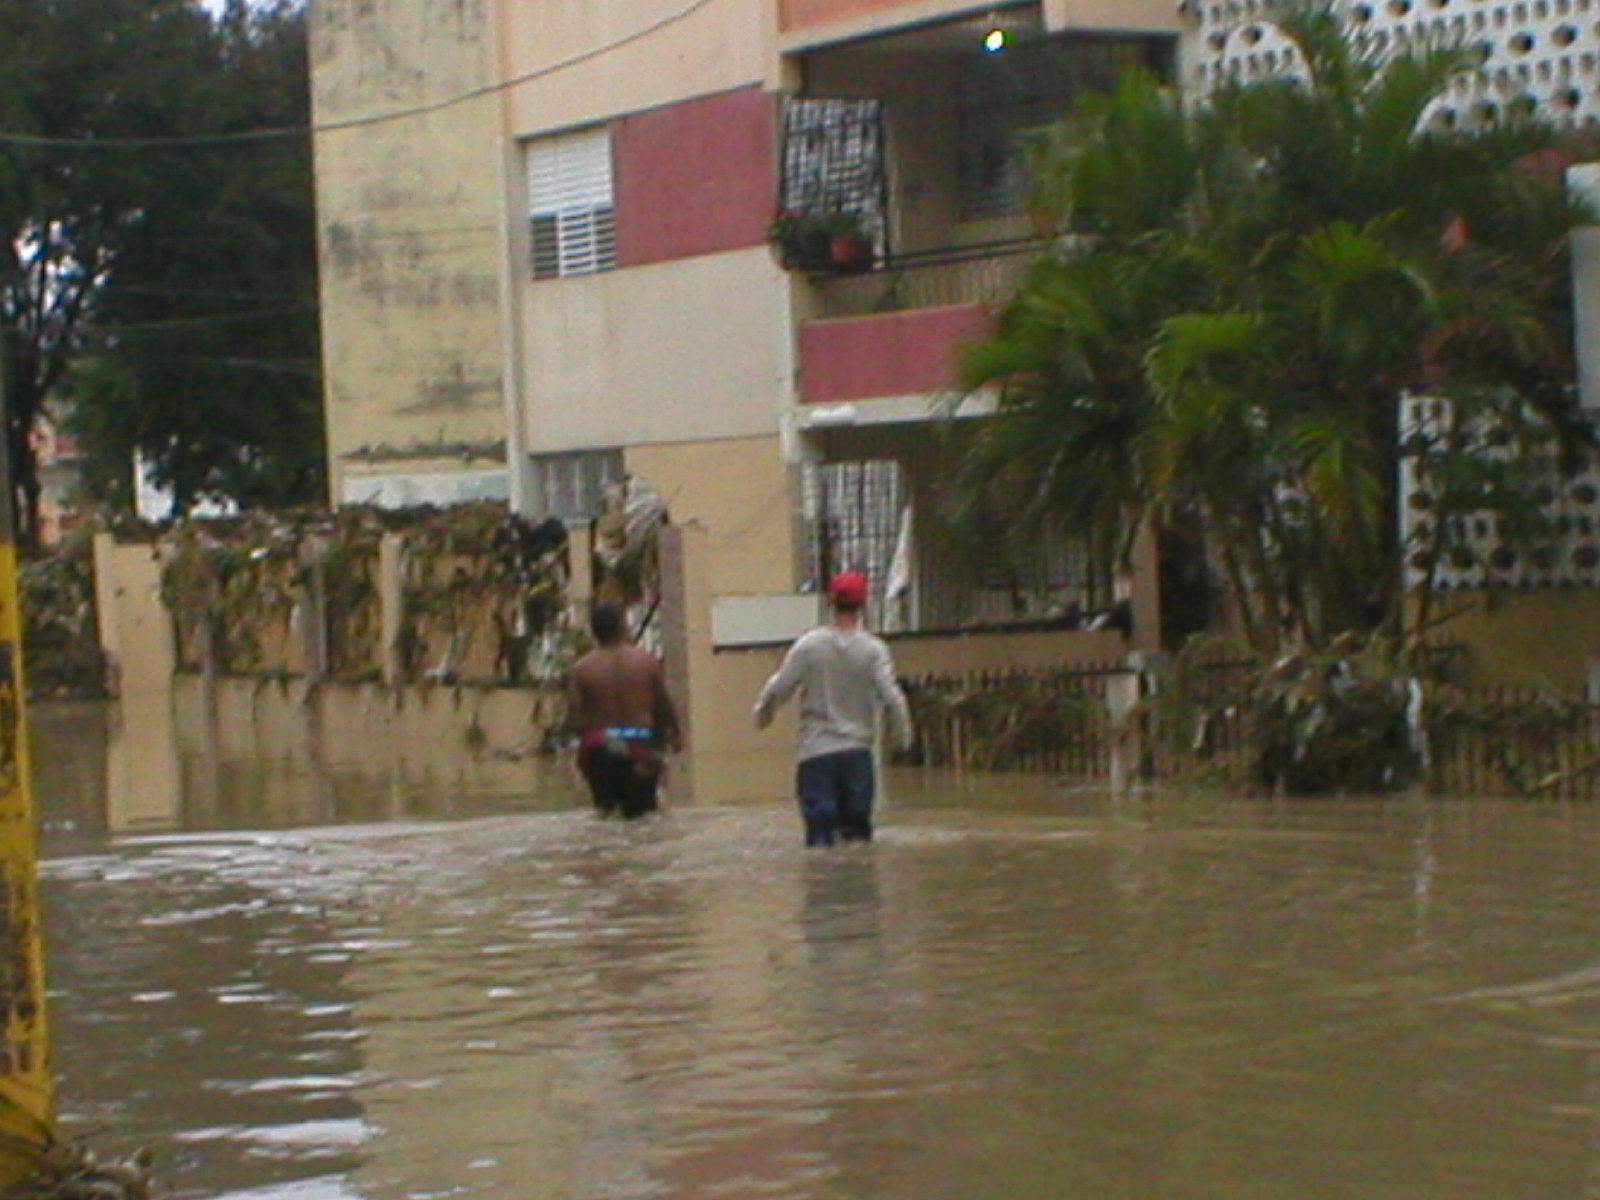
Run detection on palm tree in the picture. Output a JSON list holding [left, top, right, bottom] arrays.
[[959, 1, 1591, 653]]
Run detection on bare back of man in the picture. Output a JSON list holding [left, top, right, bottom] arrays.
[[569, 644, 676, 736], [566, 603, 682, 819]]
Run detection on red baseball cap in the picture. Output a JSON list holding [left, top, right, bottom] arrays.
[[828, 571, 869, 606]]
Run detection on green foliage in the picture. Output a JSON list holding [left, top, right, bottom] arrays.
[[1137, 634, 1435, 794], [961, 0, 1595, 654], [1248, 636, 1427, 793], [0, 0, 224, 541], [20, 535, 107, 698], [0, 0, 323, 537], [904, 671, 1103, 772], [768, 207, 874, 271]]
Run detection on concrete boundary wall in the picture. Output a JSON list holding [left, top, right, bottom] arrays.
[[172, 674, 560, 770]]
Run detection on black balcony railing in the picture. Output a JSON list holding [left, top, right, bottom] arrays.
[[806, 237, 1044, 319]]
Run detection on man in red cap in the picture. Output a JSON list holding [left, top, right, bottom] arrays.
[[753, 571, 913, 846]]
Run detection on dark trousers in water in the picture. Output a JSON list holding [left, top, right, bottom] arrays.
[[796, 748, 875, 847], [578, 740, 662, 820]]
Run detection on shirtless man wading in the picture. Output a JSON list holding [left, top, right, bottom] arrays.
[[567, 601, 684, 819]]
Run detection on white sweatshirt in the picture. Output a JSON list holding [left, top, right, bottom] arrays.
[[753, 625, 914, 762]]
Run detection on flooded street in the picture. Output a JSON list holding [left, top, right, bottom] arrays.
[[28, 701, 1600, 1199]]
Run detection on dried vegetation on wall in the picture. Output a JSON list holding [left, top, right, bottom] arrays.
[[156, 502, 575, 686]]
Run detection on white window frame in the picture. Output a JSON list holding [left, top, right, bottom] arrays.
[[526, 448, 622, 524], [525, 126, 617, 280]]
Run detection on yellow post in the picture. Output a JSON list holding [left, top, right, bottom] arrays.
[[0, 344, 54, 1180]]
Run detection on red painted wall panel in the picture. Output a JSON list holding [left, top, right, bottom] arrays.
[[613, 87, 779, 269], [798, 304, 997, 404], [779, 0, 922, 32]]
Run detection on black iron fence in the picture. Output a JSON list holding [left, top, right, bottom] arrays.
[[1427, 685, 1600, 799], [900, 659, 1600, 799], [810, 238, 1042, 318], [901, 661, 1124, 781]]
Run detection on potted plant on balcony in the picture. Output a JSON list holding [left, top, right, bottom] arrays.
[[770, 209, 831, 271], [769, 209, 877, 273], [820, 211, 875, 273]]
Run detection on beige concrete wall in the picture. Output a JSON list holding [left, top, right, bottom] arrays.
[[518, 248, 791, 451], [106, 693, 185, 834], [888, 628, 1134, 676], [160, 675, 576, 829], [499, 0, 769, 136], [779, 0, 1000, 43], [1423, 591, 1600, 690], [660, 521, 789, 806], [90, 534, 185, 830], [173, 675, 560, 767], [693, 645, 795, 807], [1044, 0, 1181, 33], [311, 0, 509, 501], [626, 437, 795, 598], [92, 533, 173, 699]]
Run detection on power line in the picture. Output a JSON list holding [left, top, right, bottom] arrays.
[[0, 0, 721, 152], [122, 354, 319, 376], [99, 306, 307, 336], [112, 285, 316, 303]]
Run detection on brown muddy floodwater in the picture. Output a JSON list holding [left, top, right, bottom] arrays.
[[26, 700, 1600, 1199]]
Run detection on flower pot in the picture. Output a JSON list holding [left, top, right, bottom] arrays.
[[828, 233, 874, 273], [776, 228, 831, 272]]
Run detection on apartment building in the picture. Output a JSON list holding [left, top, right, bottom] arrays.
[[310, 0, 1600, 696], [309, 0, 1182, 640]]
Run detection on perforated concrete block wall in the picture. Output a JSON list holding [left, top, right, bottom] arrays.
[[1185, 3, 1600, 593], [1186, 0, 1600, 129], [1400, 397, 1600, 590]]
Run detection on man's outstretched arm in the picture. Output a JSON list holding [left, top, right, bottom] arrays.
[[754, 638, 809, 728], [873, 649, 914, 752]]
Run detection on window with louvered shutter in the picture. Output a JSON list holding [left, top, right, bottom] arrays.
[[526, 126, 616, 280]]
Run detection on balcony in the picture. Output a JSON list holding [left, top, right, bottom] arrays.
[[778, 9, 1174, 407], [806, 236, 1041, 319]]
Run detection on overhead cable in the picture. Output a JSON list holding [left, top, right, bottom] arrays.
[[0, 0, 720, 151]]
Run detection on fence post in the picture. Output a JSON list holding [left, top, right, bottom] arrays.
[[297, 532, 332, 685], [1106, 657, 1144, 794], [379, 532, 405, 687]]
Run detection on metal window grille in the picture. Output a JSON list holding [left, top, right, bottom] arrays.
[[956, 35, 1173, 220], [912, 514, 1105, 630], [802, 459, 904, 611], [803, 447, 1108, 632], [526, 449, 622, 523], [779, 97, 889, 251], [526, 126, 616, 280]]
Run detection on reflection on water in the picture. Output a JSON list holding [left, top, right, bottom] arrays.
[[30, 702, 1600, 1198], [34, 691, 580, 845]]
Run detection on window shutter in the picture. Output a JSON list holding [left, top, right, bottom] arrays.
[[526, 126, 616, 279]]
